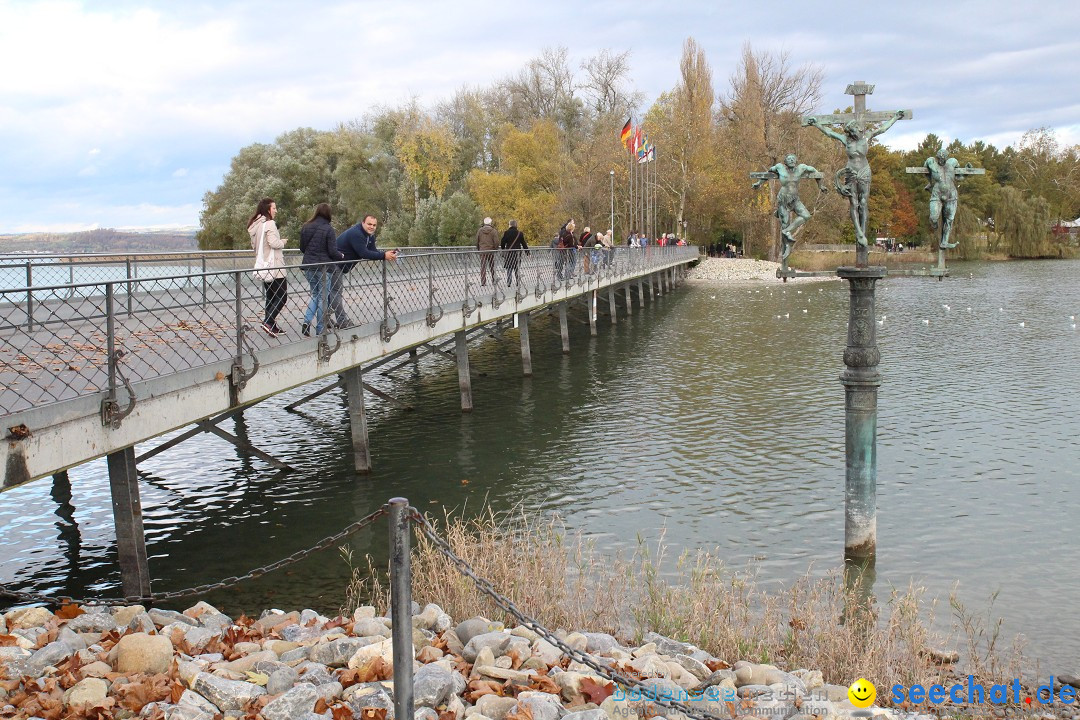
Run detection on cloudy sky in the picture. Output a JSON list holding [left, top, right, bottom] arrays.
[[2, 0, 1078, 233]]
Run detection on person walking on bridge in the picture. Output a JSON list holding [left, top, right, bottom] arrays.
[[500, 219, 529, 286], [299, 203, 344, 336], [248, 197, 288, 338], [335, 214, 399, 329], [476, 217, 499, 286]]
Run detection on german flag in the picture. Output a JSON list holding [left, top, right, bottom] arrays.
[[620, 118, 632, 150]]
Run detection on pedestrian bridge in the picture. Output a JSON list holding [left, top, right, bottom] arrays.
[[1, 245, 695, 490]]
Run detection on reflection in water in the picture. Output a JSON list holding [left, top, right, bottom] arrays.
[[50, 471, 82, 594], [0, 260, 1078, 672]]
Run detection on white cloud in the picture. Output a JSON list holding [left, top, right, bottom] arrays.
[[1, 0, 1078, 231]]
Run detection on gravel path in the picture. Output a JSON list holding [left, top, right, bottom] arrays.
[[687, 257, 840, 285]]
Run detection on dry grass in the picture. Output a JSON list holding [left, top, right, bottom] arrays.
[[343, 506, 1028, 706]]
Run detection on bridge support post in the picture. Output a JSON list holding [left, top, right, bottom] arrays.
[[107, 447, 151, 599], [589, 291, 598, 336], [342, 366, 371, 474], [518, 311, 532, 377], [624, 284, 633, 315], [837, 266, 885, 562], [608, 286, 617, 325], [637, 278, 645, 308], [455, 330, 473, 412], [558, 303, 570, 353]]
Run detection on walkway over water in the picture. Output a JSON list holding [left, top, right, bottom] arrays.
[[1, 245, 695, 489]]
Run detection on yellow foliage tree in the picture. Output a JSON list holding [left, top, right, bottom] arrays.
[[468, 120, 563, 244], [395, 109, 458, 217]]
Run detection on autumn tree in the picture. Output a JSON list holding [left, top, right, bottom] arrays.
[[467, 121, 563, 244], [719, 43, 825, 257]]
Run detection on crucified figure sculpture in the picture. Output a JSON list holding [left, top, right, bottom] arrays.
[[806, 110, 906, 247]]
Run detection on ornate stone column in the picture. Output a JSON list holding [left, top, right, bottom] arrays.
[[836, 265, 885, 559]]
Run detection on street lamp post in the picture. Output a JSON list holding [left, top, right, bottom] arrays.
[[609, 170, 615, 236]]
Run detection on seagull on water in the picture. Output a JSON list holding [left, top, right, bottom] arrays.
[[999, 308, 1005, 312], [942, 304, 951, 311], [966, 307, 972, 313], [784, 312, 790, 318], [802, 309, 808, 313], [1019, 322, 1026, 328], [876, 319, 885, 327], [710, 295, 716, 299], [922, 319, 930, 325]]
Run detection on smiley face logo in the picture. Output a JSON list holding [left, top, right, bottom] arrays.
[[848, 678, 876, 708]]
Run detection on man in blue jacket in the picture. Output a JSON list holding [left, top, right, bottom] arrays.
[[330, 214, 399, 328]]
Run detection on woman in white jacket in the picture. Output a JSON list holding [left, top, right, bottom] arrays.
[[247, 197, 288, 337]]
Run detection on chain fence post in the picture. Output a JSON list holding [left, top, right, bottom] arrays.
[[201, 256, 208, 307], [126, 258, 134, 317], [388, 497, 415, 720], [105, 282, 117, 409], [24, 261, 34, 330]]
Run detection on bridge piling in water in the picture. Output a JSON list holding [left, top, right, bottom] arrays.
[[106, 447, 151, 599], [589, 291, 598, 336], [624, 284, 633, 314], [518, 312, 532, 376], [558, 303, 570, 353], [343, 367, 371, 474], [455, 331, 473, 412], [608, 287, 617, 325]]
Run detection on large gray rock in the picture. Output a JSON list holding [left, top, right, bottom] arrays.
[[148, 609, 198, 628], [514, 690, 564, 720], [65, 613, 117, 634], [455, 617, 504, 646], [4, 606, 53, 630], [0, 647, 32, 680], [475, 694, 518, 720], [267, 666, 300, 695], [197, 613, 232, 633], [57, 627, 87, 652], [562, 710, 607, 720], [191, 672, 267, 713], [297, 662, 336, 686], [176, 688, 220, 715], [262, 683, 319, 720], [346, 681, 396, 719], [315, 680, 344, 704], [280, 624, 334, 643], [463, 631, 512, 662], [183, 626, 216, 650], [28, 640, 76, 675], [116, 632, 173, 674], [641, 632, 695, 657], [413, 662, 456, 707], [581, 633, 620, 655], [127, 612, 156, 634], [63, 677, 109, 707], [308, 637, 381, 667], [354, 618, 392, 638]]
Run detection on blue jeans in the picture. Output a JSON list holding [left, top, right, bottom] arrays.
[[304, 268, 328, 333]]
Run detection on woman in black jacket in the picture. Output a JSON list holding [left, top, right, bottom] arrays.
[[299, 203, 345, 335], [500, 219, 529, 286]]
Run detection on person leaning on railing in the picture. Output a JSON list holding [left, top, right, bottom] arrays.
[[298, 203, 345, 336], [334, 214, 399, 329], [248, 198, 288, 338]]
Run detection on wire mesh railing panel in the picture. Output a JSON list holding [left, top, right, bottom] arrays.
[[0, 247, 697, 416]]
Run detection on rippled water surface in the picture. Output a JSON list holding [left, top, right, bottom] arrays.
[[2, 259, 1078, 670]]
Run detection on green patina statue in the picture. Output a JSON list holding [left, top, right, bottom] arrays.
[[806, 110, 906, 247], [909, 149, 986, 249], [751, 154, 828, 260]]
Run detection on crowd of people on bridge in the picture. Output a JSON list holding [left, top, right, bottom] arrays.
[[249, 197, 398, 338], [248, 198, 685, 338]]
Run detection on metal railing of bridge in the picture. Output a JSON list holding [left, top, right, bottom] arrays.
[[0, 246, 696, 417]]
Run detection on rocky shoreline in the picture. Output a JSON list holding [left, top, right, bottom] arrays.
[[9, 601, 1076, 720], [686, 258, 839, 284]]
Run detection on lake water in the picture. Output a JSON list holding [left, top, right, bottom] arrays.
[[1, 259, 1077, 672]]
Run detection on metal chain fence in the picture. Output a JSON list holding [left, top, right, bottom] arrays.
[[1, 246, 694, 416], [406, 507, 731, 720]]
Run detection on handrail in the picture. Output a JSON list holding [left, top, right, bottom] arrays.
[[0, 246, 696, 418]]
